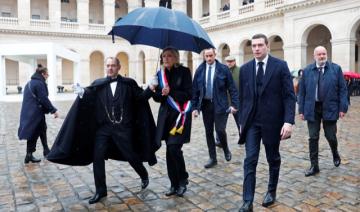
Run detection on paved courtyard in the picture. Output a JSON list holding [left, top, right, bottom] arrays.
[[0, 96, 359, 211]]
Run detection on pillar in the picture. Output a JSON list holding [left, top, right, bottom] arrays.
[[47, 53, 57, 99], [104, 0, 115, 31], [209, 0, 219, 23], [192, 0, 202, 20], [0, 56, 6, 98], [331, 38, 355, 71], [49, 0, 61, 27], [77, 0, 89, 30], [18, 0, 30, 26], [229, 0, 239, 17], [128, 0, 142, 12]]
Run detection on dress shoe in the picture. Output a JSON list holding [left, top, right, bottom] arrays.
[[176, 185, 187, 197], [165, 187, 177, 196], [224, 150, 232, 161], [88, 192, 107, 204], [141, 178, 149, 189], [204, 159, 217, 169], [262, 191, 276, 207], [239, 201, 253, 212], [333, 151, 341, 167], [305, 165, 320, 177], [24, 152, 41, 164]]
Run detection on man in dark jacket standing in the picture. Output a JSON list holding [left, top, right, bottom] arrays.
[[238, 34, 295, 211], [192, 48, 239, 169], [298, 46, 348, 177], [18, 64, 59, 164], [48, 57, 159, 204]]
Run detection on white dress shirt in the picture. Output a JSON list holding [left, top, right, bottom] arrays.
[[110, 81, 117, 96], [255, 54, 269, 75]]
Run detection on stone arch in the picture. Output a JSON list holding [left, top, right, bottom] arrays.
[[268, 35, 284, 60], [89, 51, 104, 82], [350, 17, 360, 72], [116, 52, 129, 77], [302, 24, 332, 65], [218, 43, 230, 63], [240, 39, 252, 64]]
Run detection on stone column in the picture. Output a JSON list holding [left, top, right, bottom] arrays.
[[331, 38, 355, 71], [209, 0, 219, 23], [49, 0, 61, 28], [173, 0, 186, 13], [284, 42, 307, 71], [192, 0, 202, 20], [0, 56, 6, 98], [104, 0, 115, 31], [77, 0, 89, 30], [56, 58, 63, 88], [230, 0, 239, 17], [145, 0, 158, 7], [47, 53, 57, 99], [18, 0, 30, 27], [128, 0, 142, 12]]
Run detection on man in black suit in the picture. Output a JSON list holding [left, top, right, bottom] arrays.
[[192, 48, 239, 169], [238, 34, 296, 211], [73, 57, 152, 204]]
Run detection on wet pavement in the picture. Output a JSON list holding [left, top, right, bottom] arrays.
[[0, 97, 359, 211]]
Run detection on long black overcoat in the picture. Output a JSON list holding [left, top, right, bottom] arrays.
[[47, 76, 160, 166]]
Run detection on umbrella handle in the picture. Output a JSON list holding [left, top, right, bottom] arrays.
[[111, 30, 115, 43]]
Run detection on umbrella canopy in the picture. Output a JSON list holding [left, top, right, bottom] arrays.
[[343, 71, 360, 79], [109, 7, 214, 53]]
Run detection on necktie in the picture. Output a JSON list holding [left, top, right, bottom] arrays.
[[205, 65, 213, 99], [256, 62, 264, 93], [318, 67, 324, 102]]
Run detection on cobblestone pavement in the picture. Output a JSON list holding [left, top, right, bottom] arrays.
[[0, 97, 359, 212]]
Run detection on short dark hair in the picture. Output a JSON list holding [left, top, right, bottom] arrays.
[[36, 64, 48, 74], [105, 57, 121, 66], [251, 34, 268, 45]]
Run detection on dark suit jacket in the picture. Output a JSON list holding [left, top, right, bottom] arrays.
[[238, 55, 296, 144], [298, 61, 348, 121], [192, 59, 239, 114]]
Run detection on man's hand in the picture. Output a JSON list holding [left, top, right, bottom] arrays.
[[162, 85, 170, 96], [339, 112, 346, 118], [299, 114, 304, 120], [280, 123, 292, 140], [229, 106, 238, 114], [73, 83, 84, 98], [192, 110, 199, 119], [53, 111, 59, 119]]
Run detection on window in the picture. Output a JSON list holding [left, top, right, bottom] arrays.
[[1, 12, 11, 17], [31, 14, 41, 19], [61, 0, 70, 3]]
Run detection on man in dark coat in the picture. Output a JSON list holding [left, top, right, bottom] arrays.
[[238, 34, 295, 211], [18, 64, 59, 163], [47, 57, 159, 204], [192, 48, 239, 169], [298, 46, 348, 177]]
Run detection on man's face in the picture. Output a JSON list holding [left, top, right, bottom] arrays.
[[314, 47, 327, 66], [203, 49, 216, 65], [226, 60, 236, 69], [106, 58, 120, 78], [251, 38, 268, 61], [42, 72, 49, 80]]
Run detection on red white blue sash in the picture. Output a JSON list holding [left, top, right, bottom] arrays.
[[157, 67, 192, 135]]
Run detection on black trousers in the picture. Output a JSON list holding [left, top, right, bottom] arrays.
[[93, 125, 148, 194], [201, 100, 229, 160], [26, 117, 46, 153], [307, 102, 338, 166], [166, 142, 188, 188]]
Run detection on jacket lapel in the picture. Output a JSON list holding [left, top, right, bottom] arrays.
[[249, 59, 256, 97], [259, 55, 275, 95]]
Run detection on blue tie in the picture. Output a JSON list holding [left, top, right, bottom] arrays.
[[205, 65, 213, 99], [318, 67, 324, 102], [256, 62, 264, 94]]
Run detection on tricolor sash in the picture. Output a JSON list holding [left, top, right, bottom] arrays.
[[157, 67, 192, 135]]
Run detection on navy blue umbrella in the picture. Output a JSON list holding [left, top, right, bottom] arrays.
[[109, 7, 214, 53]]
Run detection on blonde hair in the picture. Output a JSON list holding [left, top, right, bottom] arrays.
[[162, 47, 180, 67]]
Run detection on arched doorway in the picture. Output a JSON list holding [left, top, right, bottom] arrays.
[[219, 44, 230, 63], [115, 0, 128, 20], [350, 19, 360, 73], [61, 0, 77, 22], [241, 39, 252, 63], [305, 25, 332, 65], [89, 0, 103, 24], [62, 59, 74, 88], [139, 51, 146, 84], [30, 0, 48, 20], [89, 51, 104, 82], [269, 35, 284, 60], [116, 52, 129, 77]]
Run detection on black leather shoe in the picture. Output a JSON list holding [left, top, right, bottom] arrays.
[[262, 191, 276, 207], [224, 151, 232, 161], [333, 151, 341, 167], [24, 152, 41, 164], [305, 165, 320, 177], [88, 192, 107, 204], [176, 185, 187, 197], [141, 178, 149, 189], [204, 159, 217, 169], [239, 201, 253, 212], [165, 187, 177, 196]]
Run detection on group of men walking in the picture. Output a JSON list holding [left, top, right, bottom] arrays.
[[18, 33, 348, 211]]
